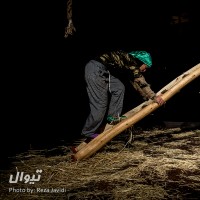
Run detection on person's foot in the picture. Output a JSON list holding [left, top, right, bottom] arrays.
[[107, 115, 127, 125], [89, 133, 99, 139], [84, 133, 99, 143]]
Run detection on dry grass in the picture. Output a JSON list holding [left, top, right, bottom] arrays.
[[1, 128, 200, 200]]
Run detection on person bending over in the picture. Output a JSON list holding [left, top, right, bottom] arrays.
[[81, 50, 165, 141]]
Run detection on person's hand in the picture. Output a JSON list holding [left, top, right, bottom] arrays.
[[154, 95, 165, 106]]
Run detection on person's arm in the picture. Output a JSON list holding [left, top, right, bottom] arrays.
[[131, 75, 165, 105]]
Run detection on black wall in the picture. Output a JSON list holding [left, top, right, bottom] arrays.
[[2, 0, 199, 166]]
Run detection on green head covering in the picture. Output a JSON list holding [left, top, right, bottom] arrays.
[[129, 51, 152, 67]]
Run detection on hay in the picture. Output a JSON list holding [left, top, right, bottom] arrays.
[[1, 128, 200, 199]]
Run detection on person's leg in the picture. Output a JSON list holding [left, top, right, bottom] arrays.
[[107, 75, 125, 121], [81, 60, 109, 138]]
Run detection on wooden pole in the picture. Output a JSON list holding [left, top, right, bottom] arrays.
[[73, 64, 199, 152], [73, 64, 200, 161]]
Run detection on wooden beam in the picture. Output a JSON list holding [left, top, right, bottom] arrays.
[[73, 64, 200, 161], [74, 64, 200, 153]]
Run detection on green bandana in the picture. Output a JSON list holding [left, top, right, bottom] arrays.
[[129, 51, 152, 67]]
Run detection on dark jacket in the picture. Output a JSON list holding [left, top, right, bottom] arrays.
[[96, 50, 156, 100]]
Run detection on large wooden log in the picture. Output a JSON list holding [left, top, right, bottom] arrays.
[[73, 64, 200, 161], [74, 64, 200, 152]]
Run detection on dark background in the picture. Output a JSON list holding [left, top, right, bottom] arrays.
[[2, 0, 200, 166]]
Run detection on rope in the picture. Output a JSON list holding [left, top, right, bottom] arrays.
[[64, 0, 76, 38]]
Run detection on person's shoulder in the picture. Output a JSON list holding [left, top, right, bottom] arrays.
[[111, 50, 129, 56]]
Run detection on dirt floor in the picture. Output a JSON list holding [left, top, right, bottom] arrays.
[[0, 127, 200, 200]]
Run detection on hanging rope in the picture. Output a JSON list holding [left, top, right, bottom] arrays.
[[64, 0, 76, 38]]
